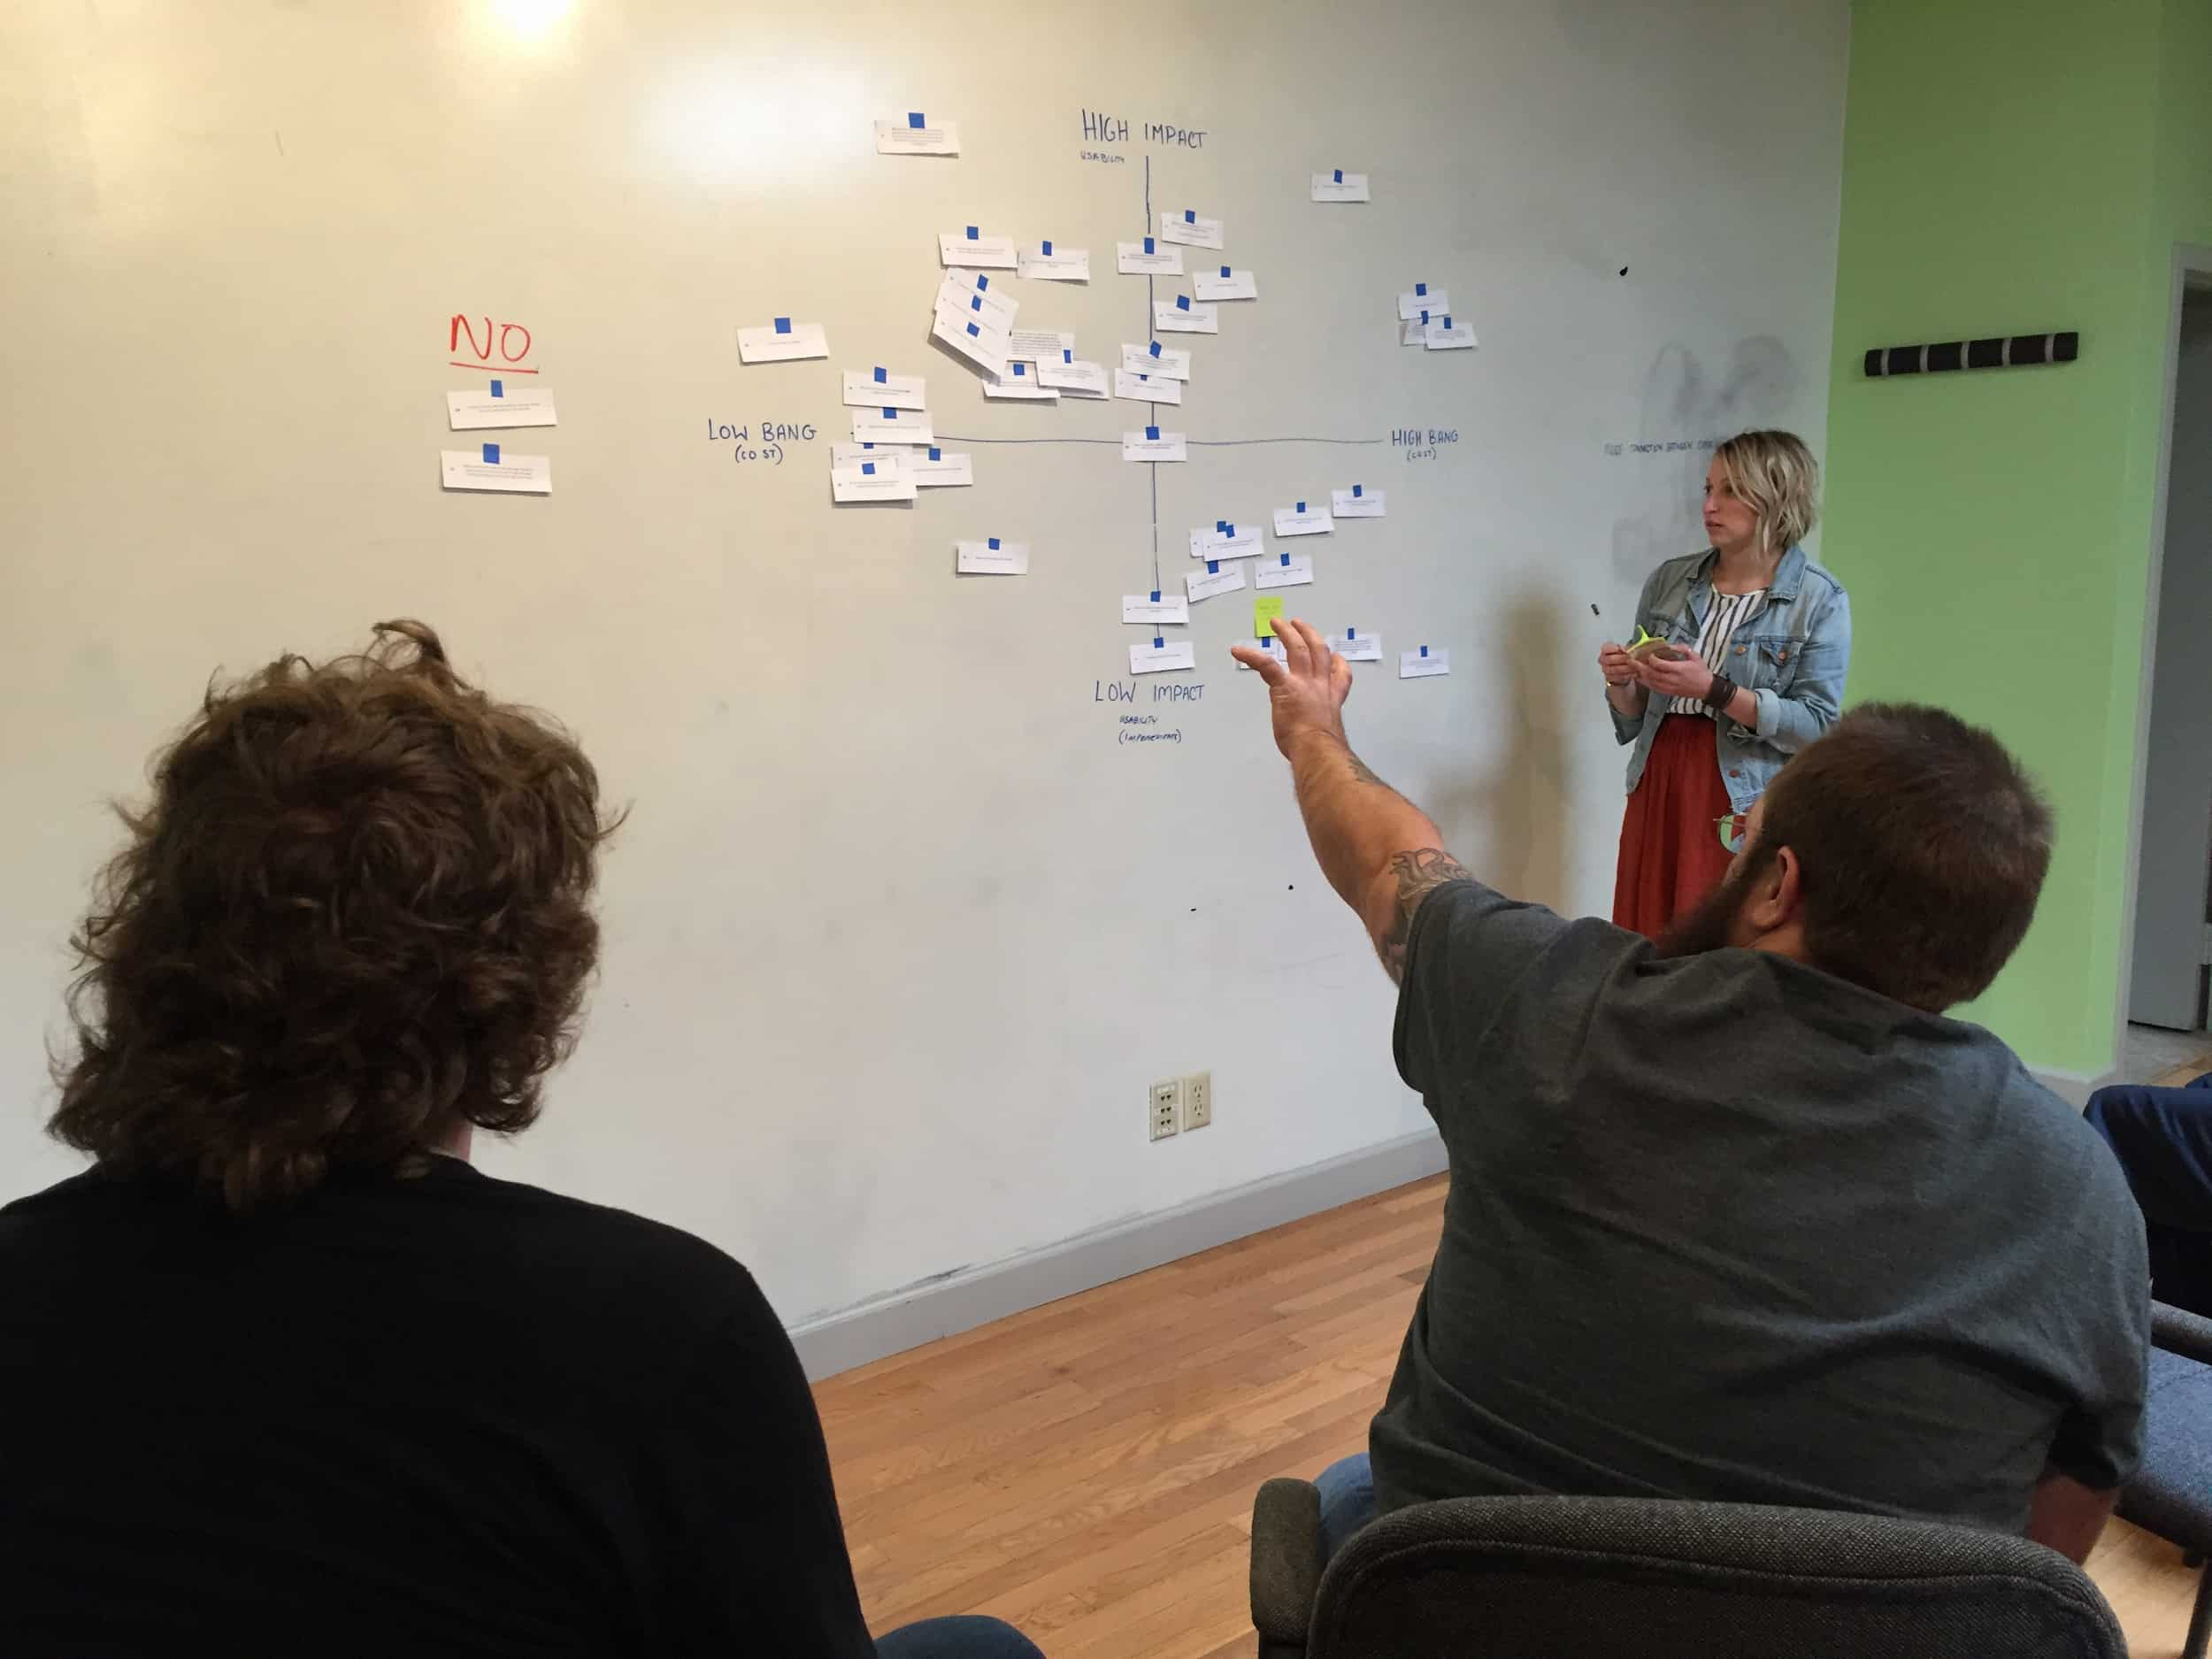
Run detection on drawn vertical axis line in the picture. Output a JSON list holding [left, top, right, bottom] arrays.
[[1144, 154, 1159, 591], [1144, 154, 1155, 424]]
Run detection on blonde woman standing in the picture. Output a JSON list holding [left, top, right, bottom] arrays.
[[1598, 430, 1851, 937]]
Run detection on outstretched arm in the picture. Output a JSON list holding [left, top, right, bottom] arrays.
[[1231, 619, 1471, 982]]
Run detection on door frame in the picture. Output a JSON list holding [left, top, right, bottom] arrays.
[[2115, 242, 2212, 1056]]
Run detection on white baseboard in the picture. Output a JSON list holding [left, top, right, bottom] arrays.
[[791, 1064, 2131, 1380], [789, 1128, 1448, 1382]]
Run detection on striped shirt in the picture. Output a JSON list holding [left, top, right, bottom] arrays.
[[1668, 589, 1766, 717]]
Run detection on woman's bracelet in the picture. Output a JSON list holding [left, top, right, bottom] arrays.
[[1703, 672, 1738, 710]]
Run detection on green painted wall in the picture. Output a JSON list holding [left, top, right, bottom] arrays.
[[1824, 0, 2212, 1076]]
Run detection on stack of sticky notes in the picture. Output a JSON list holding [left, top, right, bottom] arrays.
[[440, 377, 557, 495], [933, 233, 1098, 406], [1397, 281, 1474, 350], [831, 365, 968, 502], [1123, 210, 1262, 402], [932, 259, 1018, 380]]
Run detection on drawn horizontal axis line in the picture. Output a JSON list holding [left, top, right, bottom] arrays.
[[1188, 436, 1385, 448], [932, 434, 1386, 447]]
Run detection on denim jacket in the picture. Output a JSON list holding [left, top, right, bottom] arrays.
[[1609, 543, 1851, 812]]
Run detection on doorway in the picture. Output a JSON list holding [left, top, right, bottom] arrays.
[[2128, 272, 2212, 1054]]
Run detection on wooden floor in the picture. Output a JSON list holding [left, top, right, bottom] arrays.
[[818, 1048, 2212, 1659]]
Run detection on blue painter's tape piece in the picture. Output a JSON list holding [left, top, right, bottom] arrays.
[[489, 379, 503, 396], [908, 111, 926, 128], [1207, 559, 1220, 573], [1419, 311, 1429, 325], [773, 317, 791, 333], [1445, 315, 1455, 328], [1297, 501, 1306, 513], [1154, 636, 1164, 649], [966, 225, 979, 239], [862, 442, 876, 449], [1063, 349, 1072, 363], [1185, 209, 1196, 223], [1143, 236, 1156, 254], [1353, 484, 1363, 497], [1220, 265, 1231, 278], [971, 296, 983, 312], [873, 365, 887, 383], [966, 322, 979, 337], [1347, 627, 1356, 639], [1415, 282, 1427, 297], [880, 407, 896, 419], [988, 537, 1001, 549], [927, 447, 941, 461], [1420, 645, 1430, 657], [1280, 553, 1291, 566], [1333, 168, 1343, 182], [482, 442, 499, 464], [1012, 362, 1026, 377], [975, 275, 988, 290], [861, 462, 876, 476], [1216, 519, 1227, 532], [1149, 590, 1161, 603], [1146, 426, 1159, 440], [1176, 295, 1191, 311], [1148, 341, 1162, 357], [1225, 522, 1235, 535], [1041, 240, 1052, 256]]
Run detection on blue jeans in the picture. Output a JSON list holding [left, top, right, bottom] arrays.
[[1316, 1452, 1378, 1563], [2085, 1071, 2212, 1316], [876, 1615, 1043, 1659]]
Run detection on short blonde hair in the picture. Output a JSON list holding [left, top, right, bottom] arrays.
[[1715, 429, 1820, 554]]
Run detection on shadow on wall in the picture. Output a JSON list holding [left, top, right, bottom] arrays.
[[1611, 337, 1800, 587], [1428, 592, 1575, 916]]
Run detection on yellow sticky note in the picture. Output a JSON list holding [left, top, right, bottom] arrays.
[[1254, 595, 1286, 637]]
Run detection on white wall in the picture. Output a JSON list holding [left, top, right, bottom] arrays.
[[0, 0, 1847, 1332]]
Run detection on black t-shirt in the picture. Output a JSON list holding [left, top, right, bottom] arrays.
[[1374, 879, 2149, 1531], [0, 1156, 877, 1659]]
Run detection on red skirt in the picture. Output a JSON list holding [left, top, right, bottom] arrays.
[[1612, 714, 1734, 939]]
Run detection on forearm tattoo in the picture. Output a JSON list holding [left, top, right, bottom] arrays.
[[1345, 749, 1388, 790], [1379, 848, 1471, 981]]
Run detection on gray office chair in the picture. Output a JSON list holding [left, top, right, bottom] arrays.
[[1249, 1481, 2124, 1658], [2119, 1301, 2212, 1659]]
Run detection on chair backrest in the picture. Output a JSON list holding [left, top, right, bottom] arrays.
[[1308, 1494, 2124, 1658]]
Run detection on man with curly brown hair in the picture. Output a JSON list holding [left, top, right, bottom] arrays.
[[0, 622, 1040, 1659]]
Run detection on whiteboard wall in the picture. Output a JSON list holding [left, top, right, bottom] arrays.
[[0, 0, 1848, 1332]]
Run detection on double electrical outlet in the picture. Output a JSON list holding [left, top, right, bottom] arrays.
[[1148, 1071, 1213, 1141]]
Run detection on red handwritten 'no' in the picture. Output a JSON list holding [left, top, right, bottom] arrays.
[[449, 314, 537, 372]]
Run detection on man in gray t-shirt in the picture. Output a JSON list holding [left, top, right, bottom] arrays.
[[1231, 619, 2147, 1565]]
